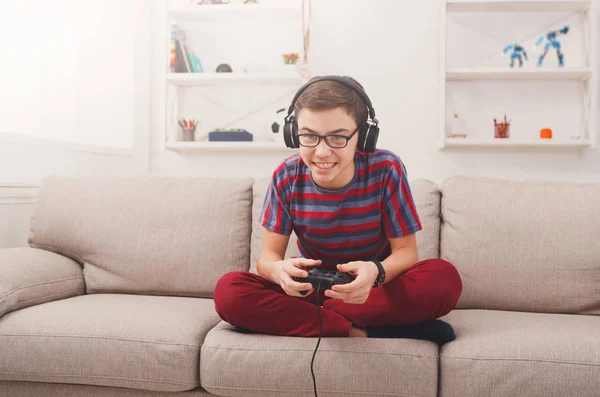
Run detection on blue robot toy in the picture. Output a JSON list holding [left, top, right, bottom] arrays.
[[503, 43, 528, 68], [534, 26, 569, 67]]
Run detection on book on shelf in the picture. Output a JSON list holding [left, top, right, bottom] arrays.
[[170, 25, 203, 73]]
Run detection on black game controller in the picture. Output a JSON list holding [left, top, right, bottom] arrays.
[[293, 267, 355, 291]]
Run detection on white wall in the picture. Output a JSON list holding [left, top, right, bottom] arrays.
[[0, 0, 152, 186], [151, 0, 600, 184], [0, 0, 153, 248]]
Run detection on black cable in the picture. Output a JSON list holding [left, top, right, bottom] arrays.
[[310, 283, 322, 397]]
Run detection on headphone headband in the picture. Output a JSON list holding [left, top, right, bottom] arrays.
[[285, 76, 376, 122]]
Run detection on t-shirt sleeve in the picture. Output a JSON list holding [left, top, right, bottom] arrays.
[[260, 168, 293, 236], [381, 157, 422, 238]]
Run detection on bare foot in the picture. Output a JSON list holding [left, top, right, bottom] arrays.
[[349, 325, 367, 338]]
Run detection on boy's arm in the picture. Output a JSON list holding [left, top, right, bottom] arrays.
[[256, 229, 290, 284], [380, 233, 419, 283]]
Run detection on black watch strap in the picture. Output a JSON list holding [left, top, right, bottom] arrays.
[[372, 260, 386, 287]]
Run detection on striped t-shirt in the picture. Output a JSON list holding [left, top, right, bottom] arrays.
[[260, 149, 422, 268]]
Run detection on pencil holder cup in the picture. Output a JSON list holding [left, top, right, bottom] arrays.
[[179, 127, 196, 141], [494, 123, 510, 138]]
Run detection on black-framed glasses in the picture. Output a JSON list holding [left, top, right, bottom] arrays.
[[296, 127, 359, 148]]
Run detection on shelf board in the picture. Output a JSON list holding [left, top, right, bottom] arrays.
[[444, 137, 591, 147], [446, 0, 590, 12], [167, 72, 303, 87], [166, 141, 294, 152], [168, 4, 300, 22], [447, 68, 592, 81]]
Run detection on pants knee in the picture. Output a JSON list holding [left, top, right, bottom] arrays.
[[428, 258, 463, 310], [214, 271, 252, 319]]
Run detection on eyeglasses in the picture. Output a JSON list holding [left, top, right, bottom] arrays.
[[297, 127, 359, 148]]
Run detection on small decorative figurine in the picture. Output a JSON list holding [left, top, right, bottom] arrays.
[[502, 43, 528, 68], [450, 114, 467, 138], [216, 63, 232, 73], [535, 26, 569, 67], [282, 53, 299, 64]]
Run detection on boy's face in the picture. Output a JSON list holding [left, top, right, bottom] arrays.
[[296, 107, 358, 190]]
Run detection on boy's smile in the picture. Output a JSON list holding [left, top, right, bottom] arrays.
[[296, 107, 359, 190]]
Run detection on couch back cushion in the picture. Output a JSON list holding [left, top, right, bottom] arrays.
[[29, 176, 253, 297], [441, 176, 600, 315], [250, 177, 441, 274]]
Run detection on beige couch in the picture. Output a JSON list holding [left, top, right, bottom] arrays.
[[1, 175, 599, 397]]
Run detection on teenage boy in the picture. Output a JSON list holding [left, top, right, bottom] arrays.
[[214, 76, 462, 344]]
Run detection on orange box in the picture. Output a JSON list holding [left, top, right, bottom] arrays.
[[540, 128, 552, 139]]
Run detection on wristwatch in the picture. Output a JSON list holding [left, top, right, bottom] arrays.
[[371, 260, 386, 287]]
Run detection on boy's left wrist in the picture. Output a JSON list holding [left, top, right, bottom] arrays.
[[371, 260, 386, 287]]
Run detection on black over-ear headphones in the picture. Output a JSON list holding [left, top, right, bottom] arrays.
[[282, 76, 379, 153]]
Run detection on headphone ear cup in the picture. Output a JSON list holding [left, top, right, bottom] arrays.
[[283, 116, 299, 148], [357, 123, 369, 152], [360, 122, 379, 153]]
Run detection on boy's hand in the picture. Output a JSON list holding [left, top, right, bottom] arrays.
[[324, 261, 379, 304], [272, 258, 322, 297]]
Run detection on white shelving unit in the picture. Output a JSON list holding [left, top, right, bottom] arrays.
[[446, 67, 592, 80], [167, 3, 301, 22], [167, 72, 303, 87], [446, 0, 591, 12], [444, 137, 591, 147], [162, 1, 306, 152], [166, 141, 294, 152], [440, 0, 598, 150]]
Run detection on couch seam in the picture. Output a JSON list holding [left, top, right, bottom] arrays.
[[0, 371, 196, 387], [84, 288, 214, 299], [26, 243, 85, 267], [8, 288, 85, 304], [0, 277, 83, 300], [442, 356, 600, 367], [6, 289, 84, 309], [202, 384, 428, 397], [202, 345, 438, 359], [0, 333, 202, 348]]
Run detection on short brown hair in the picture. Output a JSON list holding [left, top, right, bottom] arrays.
[[294, 76, 368, 127]]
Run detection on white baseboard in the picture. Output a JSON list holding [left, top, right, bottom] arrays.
[[0, 186, 38, 205]]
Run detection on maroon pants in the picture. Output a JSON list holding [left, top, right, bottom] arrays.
[[213, 258, 462, 337]]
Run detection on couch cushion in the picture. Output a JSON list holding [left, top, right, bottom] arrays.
[[250, 177, 440, 273], [0, 294, 221, 392], [0, 381, 210, 397], [439, 309, 600, 397], [200, 321, 439, 397], [0, 247, 85, 317], [441, 176, 600, 314], [29, 176, 254, 297]]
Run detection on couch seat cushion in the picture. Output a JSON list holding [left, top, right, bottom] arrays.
[[201, 321, 439, 397], [439, 309, 600, 397], [0, 294, 221, 392]]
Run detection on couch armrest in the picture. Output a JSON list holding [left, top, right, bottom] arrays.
[[0, 247, 85, 317]]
